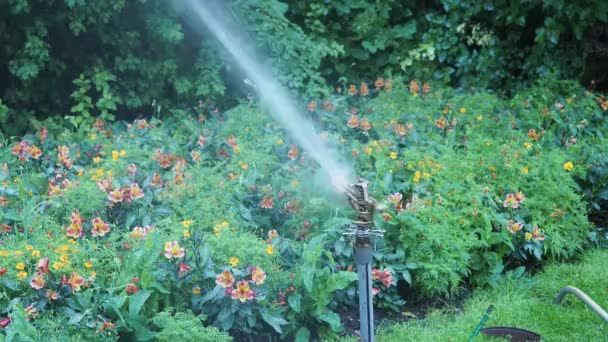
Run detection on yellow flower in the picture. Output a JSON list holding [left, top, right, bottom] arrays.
[[112, 150, 119, 161], [60, 254, 70, 263], [521, 167, 529, 174], [239, 161, 249, 170], [119, 150, 127, 157], [460, 107, 466, 114], [93, 157, 101, 164], [1, 181, 7, 187], [275, 138, 284, 145], [181, 219, 194, 228], [183, 230, 191, 238], [13, 176, 20, 183], [192, 286, 202, 295], [61, 245, 70, 252], [25, 245, 34, 251], [53, 262, 64, 270], [221, 221, 229, 228], [17, 271, 28, 280], [422, 172, 431, 180], [390, 152, 398, 160], [89, 133, 97, 140], [0, 250, 8, 257], [476, 115, 483, 121], [96, 168, 104, 177], [525, 232, 533, 241], [524, 142, 532, 149], [266, 244, 274, 255], [77, 169, 84, 176], [233, 146, 240, 154], [229, 257, 240, 267], [364, 147, 372, 155], [84, 261, 93, 268], [413, 171, 421, 183], [32, 250, 40, 258], [68, 239, 76, 244], [563, 161, 573, 172], [16, 262, 25, 270]]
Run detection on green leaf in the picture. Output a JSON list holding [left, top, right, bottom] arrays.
[[302, 265, 315, 292], [392, 21, 417, 39], [259, 308, 287, 334], [128, 290, 151, 318], [401, 270, 412, 285], [295, 327, 311, 342], [330, 271, 357, 291], [288, 293, 301, 313], [318, 311, 342, 332]]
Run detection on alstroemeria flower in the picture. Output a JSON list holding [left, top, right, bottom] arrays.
[[531, 225, 545, 241], [387, 193, 402, 204], [215, 270, 235, 288], [347, 115, 360, 128], [288, 145, 299, 161], [68, 272, 85, 292], [164, 241, 185, 259], [250, 267, 267, 285], [66, 223, 83, 238], [267, 229, 279, 242], [360, 119, 372, 131], [260, 196, 274, 209], [36, 258, 49, 274], [198, 136, 207, 147], [372, 268, 394, 287], [108, 188, 123, 203], [178, 262, 192, 278], [97, 178, 113, 192], [128, 183, 144, 200], [231, 280, 255, 302], [503, 193, 520, 209], [30, 272, 46, 290], [91, 217, 110, 237], [506, 220, 523, 234]]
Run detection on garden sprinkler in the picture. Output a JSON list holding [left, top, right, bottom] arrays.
[[344, 178, 384, 342]]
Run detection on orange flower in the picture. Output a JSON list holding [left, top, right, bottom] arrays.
[[322, 100, 335, 112], [0, 197, 8, 206], [307, 100, 317, 112], [422, 82, 431, 94], [409, 80, 420, 94], [347, 85, 358, 96], [527, 129, 539, 141], [91, 217, 110, 237], [46, 290, 59, 300], [347, 115, 360, 128], [374, 77, 385, 89], [68, 272, 85, 291], [360, 119, 372, 131], [30, 272, 46, 290], [250, 267, 267, 285], [260, 196, 274, 209], [66, 223, 83, 238], [164, 241, 185, 259], [360, 82, 369, 96], [288, 145, 299, 161], [435, 117, 447, 129], [226, 135, 238, 148], [216, 270, 235, 288], [231, 280, 255, 302]]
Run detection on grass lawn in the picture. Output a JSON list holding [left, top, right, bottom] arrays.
[[339, 248, 608, 341]]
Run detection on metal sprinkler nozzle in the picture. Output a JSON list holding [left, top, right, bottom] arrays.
[[343, 178, 382, 342]]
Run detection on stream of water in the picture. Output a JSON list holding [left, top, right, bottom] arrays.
[[183, 0, 353, 192]]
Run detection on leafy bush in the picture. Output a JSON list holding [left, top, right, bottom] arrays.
[[152, 310, 232, 342]]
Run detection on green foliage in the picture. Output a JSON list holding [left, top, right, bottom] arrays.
[[152, 310, 232, 342]]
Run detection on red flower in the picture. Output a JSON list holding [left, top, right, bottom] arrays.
[[178, 262, 192, 278], [126, 283, 138, 295], [0, 268, 7, 276], [307, 100, 317, 112]]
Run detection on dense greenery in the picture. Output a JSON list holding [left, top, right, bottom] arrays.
[[0, 77, 606, 339], [340, 248, 608, 341], [1, 0, 607, 135]]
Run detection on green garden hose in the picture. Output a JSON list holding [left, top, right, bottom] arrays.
[[468, 305, 495, 342]]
